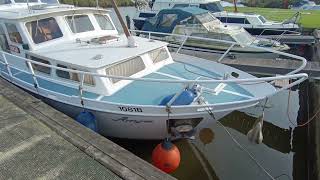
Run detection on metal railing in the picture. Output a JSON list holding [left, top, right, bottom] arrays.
[[0, 33, 308, 109], [255, 29, 302, 46], [130, 29, 307, 75]]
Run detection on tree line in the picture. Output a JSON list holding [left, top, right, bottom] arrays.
[[60, 0, 134, 7], [227, 0, 318, 8]]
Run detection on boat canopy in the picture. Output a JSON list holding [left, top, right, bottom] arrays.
[[151, 0, 223, 12], [0, 0, 59, 5], [142, 7, 215, 33]]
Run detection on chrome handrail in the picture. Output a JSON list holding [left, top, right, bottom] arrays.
[[255, 29, 301, 47], [0, 48, 307, 103], [129, 29, 307, 75]]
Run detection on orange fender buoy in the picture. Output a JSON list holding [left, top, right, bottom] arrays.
[[152, 139, 180, 173]]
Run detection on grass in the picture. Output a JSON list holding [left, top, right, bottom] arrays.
[[225, 7, 320, 29]]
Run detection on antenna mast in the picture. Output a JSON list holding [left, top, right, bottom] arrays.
[[27, 0, 31, 13], [110, 0, 136, 47]]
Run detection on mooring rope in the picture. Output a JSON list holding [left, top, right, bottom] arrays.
[[204, 98, 295, 180], [286, 86, 320, 127], [204, 105, 276, 180]]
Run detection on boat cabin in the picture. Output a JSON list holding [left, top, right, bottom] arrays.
[[142, 7, 220, 33], [213, 12, 271, 26], [0, 2, 173, 96], [142, 7, 256, 45], [150, 0, 223, 12]]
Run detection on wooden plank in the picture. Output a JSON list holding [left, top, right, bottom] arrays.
[[0, 78, 176, 180]]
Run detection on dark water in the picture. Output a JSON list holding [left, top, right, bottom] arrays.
[[107, 7, 316, 180], [112, 81, 313, 180]]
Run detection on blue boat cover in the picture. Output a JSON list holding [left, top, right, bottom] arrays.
[[142, 7, 209, 34]]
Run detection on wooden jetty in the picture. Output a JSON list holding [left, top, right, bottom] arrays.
[[0, 78, 175, 180]]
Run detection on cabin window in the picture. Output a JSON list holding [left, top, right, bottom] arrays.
[[0, 25, 10, 52], [196, 13, 217, 24], [200, 3, 223, 12], [41, 0, 59, 4], [227, 17, 246, 24], [217, 17, 227, 23], [0, 0, 11, 4], [56, 64, 95, 85], [160, 14, 177, 27], [14, 0, 37, 2], [199, 4, 208, 10], [244, 18, 250, 24], [66, 15, 94, 33], [139, 12, 156, 18], [149, 47, 169, 64], [258, 16, 267, 23], [105, 56, 145, 83], [5, 23, 23, 44], [26, 17, 63, 44], [173, 4, 189, 8], [94, 14, 115, 30], [29, 56, 51, 74], [247, 17, 261, 25]]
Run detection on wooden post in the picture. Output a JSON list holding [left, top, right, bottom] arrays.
[[283, 0, 289, 9], [233, 0, 238, 12]]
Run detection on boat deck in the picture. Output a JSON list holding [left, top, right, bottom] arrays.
[[102, 62, 253, 105], [1, 61, 254, 106]]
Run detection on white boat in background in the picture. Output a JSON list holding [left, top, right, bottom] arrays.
[[0, 0, 307, 140], [137, 7, 289, 57], [133, 0, 301, 35]]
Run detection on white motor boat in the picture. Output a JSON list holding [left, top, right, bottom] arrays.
[[138, 7, 290, 57], [0, 0, 307, 139]]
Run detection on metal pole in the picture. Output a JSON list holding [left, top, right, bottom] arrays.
[[218, 43, 235, 62], [110, 0, 130, 38], [177, 36, 188, 53], [26, 61, 39, 92], [79, 73, 85, 108], [233, 0, 238, 13], [1, 53, 13, 81], [110, 0, 136, 47], [96, 0, 99, 8]]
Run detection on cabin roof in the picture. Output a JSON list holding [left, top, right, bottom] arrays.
[[154, 0, 220, 4], [171, 7, 209, 15], [29, 35, 168, 69], [213, 11, 261, 18], [0, 3, 109, 20]]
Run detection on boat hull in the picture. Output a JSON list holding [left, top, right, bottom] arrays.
[[0, 52, 273, 140], [42, 97, 231, 139]]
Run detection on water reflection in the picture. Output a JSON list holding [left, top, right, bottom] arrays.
[[108, 7, 310, 180], [113, 85, 309, 180]]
